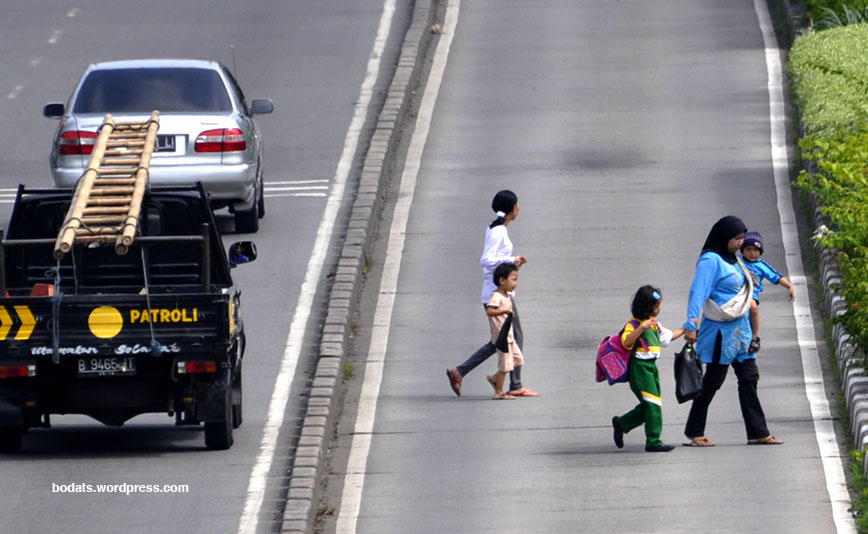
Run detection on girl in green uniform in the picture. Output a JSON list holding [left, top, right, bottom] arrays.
[[612, 286, 684, 452]]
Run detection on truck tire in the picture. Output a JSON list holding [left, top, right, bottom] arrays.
[[235, 206, 259, 234], [232, 370, 243, 429], [204, 392, 233, 450], [0, 426, 23, 453]]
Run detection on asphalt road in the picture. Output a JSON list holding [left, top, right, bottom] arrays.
[[326, 0, 853, 533], [0, 1, 410, 533]]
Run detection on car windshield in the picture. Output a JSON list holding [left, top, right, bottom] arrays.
[[72, 68, 233, 113]]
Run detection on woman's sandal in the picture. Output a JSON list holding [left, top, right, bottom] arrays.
[[683, 436, 716, 447], [747, 435, 783, 445], [492, 392, 516, 400], [507, 387, 539, 397], [446, 368, 462, 397]]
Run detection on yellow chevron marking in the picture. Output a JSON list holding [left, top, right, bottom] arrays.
[[14, 306, 35, 340], [0, 307, 11, 340]]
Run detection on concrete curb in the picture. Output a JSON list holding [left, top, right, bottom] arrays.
[[808, 200, 868, 471], [279, 1, 437, 532], [779, 0, 868, 476]]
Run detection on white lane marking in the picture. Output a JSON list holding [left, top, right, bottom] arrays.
[[753, 1, 856, 532], [334, 1, 460, 532], [236, 0, 397, 533], [265, 193, 326, 198], [265, 186, 329, 192], [48, 30, 62, 44], [6, 86, 23, 100], [67, 8, 79, 18], [267, 180, 329, 186]]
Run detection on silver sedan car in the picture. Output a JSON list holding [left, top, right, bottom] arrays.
[[44, 59, 273, 233]]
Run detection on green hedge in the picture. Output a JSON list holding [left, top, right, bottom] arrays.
[[789, 23, 868, 354], [788, 24, 868, 140], [801, 0, 868, 16]]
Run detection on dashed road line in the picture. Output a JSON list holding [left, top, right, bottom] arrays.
[[267, 180, 329, 186], [265, 180, 329, 198]]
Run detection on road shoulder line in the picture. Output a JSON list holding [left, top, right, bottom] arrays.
[[755, 0, 855, 531]]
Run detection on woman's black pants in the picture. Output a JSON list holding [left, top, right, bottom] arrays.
[[684, 357, 770, 441]]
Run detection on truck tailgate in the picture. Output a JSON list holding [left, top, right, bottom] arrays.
[[0, 294, 232, 358]]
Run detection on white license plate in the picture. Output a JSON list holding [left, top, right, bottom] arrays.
[[156, 135, 177, 152], [77, 357, 136, 376]]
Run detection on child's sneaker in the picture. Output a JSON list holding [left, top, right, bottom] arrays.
[[612, 416, 624, 449], [645, 444, 675, 452]]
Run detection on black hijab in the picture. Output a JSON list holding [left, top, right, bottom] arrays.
[[701, 215, 747, 264]]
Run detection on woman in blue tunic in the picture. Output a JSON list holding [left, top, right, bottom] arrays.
[[682, 216, 782, 447]]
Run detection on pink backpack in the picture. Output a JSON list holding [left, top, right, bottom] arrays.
[[595, 321, 646, 385]]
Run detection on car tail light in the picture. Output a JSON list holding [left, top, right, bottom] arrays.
[[194, 128, 246, 152], [0, 365, 35, 378], [58, 131, 99, 155], [177, 361, 217, 374]]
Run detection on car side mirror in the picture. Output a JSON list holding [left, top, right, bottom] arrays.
[[43, 103, 65, 118], [250, 99, 273, 115], [229, 241, 256, 266]]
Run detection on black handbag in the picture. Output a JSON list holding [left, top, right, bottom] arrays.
[[494, 313, 513, 352], [674, 343, 703, 404]]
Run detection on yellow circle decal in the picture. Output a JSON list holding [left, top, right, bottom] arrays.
[[88, 306, 123, 338]]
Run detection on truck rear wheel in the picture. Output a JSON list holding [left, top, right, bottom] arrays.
[[204, 393, 233, 450], [232, 370, 243, 429], [0, 426, 23, 453]]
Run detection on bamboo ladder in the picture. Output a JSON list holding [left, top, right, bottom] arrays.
[[53, 111, 160, 260]]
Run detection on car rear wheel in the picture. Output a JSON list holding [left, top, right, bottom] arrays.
[[235, 206, 259, 234], [257, 171, 265, 219]]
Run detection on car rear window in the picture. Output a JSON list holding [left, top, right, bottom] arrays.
[[72, 68, 233, 113]]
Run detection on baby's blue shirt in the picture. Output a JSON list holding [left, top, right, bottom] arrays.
[[742, 256, 782, 301]]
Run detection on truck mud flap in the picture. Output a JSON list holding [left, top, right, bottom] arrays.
[[197, 385, 230, 423]]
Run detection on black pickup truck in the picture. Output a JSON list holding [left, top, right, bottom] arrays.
[[0, 184, 254, 451]]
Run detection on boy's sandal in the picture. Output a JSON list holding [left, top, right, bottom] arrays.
[[683, 436, 715, 447], [492, 392, 516, 400], [507, 387, 539, 397], [747, 435, 782, 445], [486, 374, 498, 393]]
